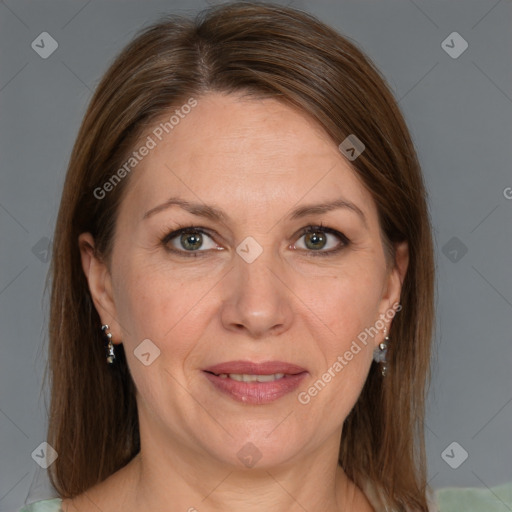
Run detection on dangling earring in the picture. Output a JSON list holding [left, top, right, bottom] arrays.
[[373, 326, 390, 376], [101, 324, 116, 364]]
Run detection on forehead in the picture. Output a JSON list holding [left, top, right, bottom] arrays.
[[119, 93, 377, 224]]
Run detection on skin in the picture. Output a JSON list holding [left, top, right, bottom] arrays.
[[68, 92, 408, 512]]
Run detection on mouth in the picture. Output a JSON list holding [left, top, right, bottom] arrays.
[[202, 360, 308, 404], [213, 372, 287, 382]]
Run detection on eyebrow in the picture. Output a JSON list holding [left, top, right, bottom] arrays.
[[142, 196, 367, 227]]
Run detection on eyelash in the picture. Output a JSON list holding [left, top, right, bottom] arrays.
[[160, 223, 350, 258]]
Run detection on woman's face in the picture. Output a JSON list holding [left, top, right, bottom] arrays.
[[80, 92, 407, 470]]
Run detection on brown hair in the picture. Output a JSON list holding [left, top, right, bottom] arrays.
[[46, 2, 434, 510]]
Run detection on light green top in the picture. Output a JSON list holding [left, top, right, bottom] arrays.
[[18, 482, 512, 511], [436, 481, 512, 511], [18, 499, 62, 512]]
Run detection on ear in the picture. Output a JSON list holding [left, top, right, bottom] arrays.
[[376, 240, 409, 340], [78, 232, 122, 344]]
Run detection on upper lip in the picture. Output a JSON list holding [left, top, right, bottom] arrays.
[[203, 360, 307, 375]]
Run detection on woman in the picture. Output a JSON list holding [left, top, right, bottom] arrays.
[[21, 2, 436, 511]]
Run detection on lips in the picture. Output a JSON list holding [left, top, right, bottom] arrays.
[[203, 360, 307, 376], [202, 360, 308, 404]]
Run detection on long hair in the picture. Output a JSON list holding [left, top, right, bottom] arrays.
[[46, 3, 434, 510]]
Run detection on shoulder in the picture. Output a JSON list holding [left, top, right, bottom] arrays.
[[360, 480, 438, 511], [18, 498, 62, 512]]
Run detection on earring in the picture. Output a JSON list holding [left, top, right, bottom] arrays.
[[373, 327, 390, 376], [101, 324, 116, 364]]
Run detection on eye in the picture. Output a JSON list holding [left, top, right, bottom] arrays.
[[162, 227, 220, 255], [292, 225, 349, 255], [161, 224, 349, 258]]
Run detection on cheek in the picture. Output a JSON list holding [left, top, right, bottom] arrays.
[[112, 256, 213, 361], [111, 262, 206, 415], [292, 260, 384, 408], [296, 260, 384, 345], [297, 276, 379, 416]]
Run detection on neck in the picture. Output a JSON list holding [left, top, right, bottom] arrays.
[[121, 433, 373, 512]]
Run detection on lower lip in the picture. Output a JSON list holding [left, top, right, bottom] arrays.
[[203, 372, 307, 404]]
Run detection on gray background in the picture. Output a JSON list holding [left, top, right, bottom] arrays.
[[1, 0, 511, 510]]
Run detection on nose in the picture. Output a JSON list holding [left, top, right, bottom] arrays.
[[220, 247, 294, 339]]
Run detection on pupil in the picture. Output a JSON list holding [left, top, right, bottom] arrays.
[[305, 231, 326, 250], [181, 232, 202, 250]]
